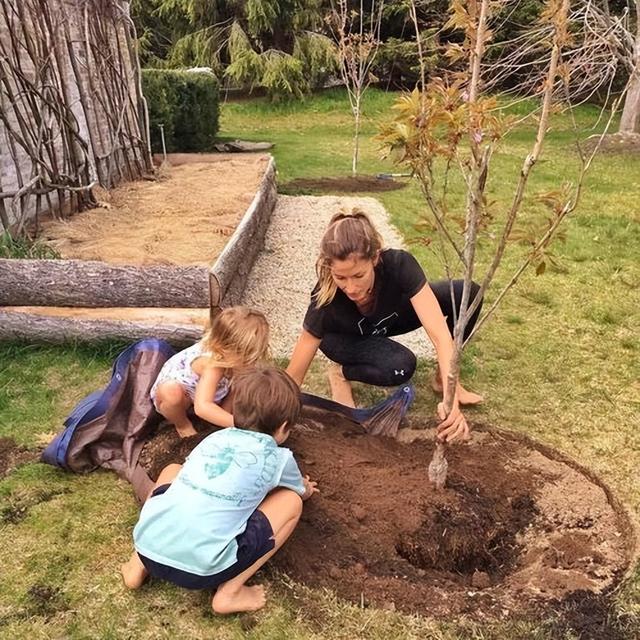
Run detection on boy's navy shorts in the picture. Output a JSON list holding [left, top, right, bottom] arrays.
[[137, 483, 275, 590]]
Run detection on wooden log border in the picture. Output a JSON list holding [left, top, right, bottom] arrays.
[[0, 310, 201, 347], [0, 155, 278, 344], [209, 156, 277, 309]]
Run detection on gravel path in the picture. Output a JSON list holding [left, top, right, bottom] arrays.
[[241, 194, 435, 360]]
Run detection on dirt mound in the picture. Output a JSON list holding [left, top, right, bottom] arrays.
[[583, 132, 640, 155], [138, 411, 634, 621]]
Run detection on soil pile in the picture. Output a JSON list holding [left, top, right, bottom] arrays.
[[138, 411, 633, 620]]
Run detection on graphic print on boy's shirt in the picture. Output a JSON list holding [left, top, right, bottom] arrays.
[[180, 431, 281, 506], [203, 447, 258, 478]]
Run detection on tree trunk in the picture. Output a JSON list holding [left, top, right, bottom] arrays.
[[352, 96, 361, 178], [0, 258, 210, 307], [619, 5, 640, 133], [620, 69, 640, 134]]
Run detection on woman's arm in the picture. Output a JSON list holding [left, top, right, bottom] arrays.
[[193, 366, 235, 428], [286, 330, 322, 387], [410, 283, 469, 442]]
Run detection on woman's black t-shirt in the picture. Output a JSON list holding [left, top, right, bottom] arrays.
[[303, 249, 427, 339]]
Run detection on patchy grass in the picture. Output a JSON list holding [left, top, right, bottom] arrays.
[[1, 89, 639, 638], [0, 231, 61, 259]]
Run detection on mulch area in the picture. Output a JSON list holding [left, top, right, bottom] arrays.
[[282, 176, 409, 193]]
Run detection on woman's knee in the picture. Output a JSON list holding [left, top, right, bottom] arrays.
[[355, 348, 415, 386], [384, 350, 416, 384]]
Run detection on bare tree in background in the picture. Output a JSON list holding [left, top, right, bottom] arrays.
[[379, 0, 618, 488], [485, 0, 640, 136], [328, 0, 385, 176]]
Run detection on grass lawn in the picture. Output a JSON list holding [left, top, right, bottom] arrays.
[[1, 88, 639, 639]]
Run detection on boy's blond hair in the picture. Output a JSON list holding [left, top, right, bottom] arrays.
[[314, 209, 384, 308], [202, 306, 269, 370]]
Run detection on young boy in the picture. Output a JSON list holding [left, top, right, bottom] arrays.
[[121, 366, 318, 614]]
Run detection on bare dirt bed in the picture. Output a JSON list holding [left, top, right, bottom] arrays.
[[138, 410, 634, 625], [0, 437, 37, 478], [283, 176, 408, 193], [39, 154, 269, 266]]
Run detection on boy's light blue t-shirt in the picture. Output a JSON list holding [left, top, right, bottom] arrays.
[[133, 428, 305, 576]]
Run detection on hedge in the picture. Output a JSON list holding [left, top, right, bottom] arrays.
[[142, 69, 219, 153]]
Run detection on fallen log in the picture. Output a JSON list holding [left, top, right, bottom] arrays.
[[0, 260, 210, 308], [0, 308, 202, 347]]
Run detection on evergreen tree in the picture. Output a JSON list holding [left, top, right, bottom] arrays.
[[132, 0, 338, 99]]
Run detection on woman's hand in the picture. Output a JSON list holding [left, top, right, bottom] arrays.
[[436, 402, 470, 443]]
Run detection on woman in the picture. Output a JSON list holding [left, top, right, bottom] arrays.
[[286, 210, 483, 443]]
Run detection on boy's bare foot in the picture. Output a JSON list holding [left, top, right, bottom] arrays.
[[212, 584, 267, 614], [327, 363, 356, 408], [121, 554, 148, 589], [175, 421, 197, 438]]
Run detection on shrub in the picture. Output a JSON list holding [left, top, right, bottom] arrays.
[[141, 69, 219, 153]]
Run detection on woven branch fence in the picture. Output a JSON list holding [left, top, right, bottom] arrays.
[[0, 0, 153, 236]]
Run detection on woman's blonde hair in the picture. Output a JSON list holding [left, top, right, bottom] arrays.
[[314, 209, 384, 307], [202, 306, 270, 370]]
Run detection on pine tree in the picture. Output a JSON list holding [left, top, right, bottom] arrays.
[[133, 0, 339, 99]]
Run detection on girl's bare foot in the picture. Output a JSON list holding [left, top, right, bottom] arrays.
[[121, 553, 148, 589], [175, 421, 197, 438], [212, 584, 267, 614], [327, 363, 356, 408]]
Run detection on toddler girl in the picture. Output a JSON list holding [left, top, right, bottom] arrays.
[[151, 306, 269, 437]]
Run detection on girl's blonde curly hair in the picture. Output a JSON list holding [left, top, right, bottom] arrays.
[[314, 209, 384, 308], [202, 306, 270, 370]]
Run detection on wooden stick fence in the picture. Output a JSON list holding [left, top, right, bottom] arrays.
[[0, 0, 152, 236]]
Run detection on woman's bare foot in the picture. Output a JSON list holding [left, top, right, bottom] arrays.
[[121, 553, 148, 589], [175, 421, 197, 438], [212, 584, 267, 614], [327, 363, 356, 408], [457, 386, 484, 405], [431, 371, 484, 406]]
